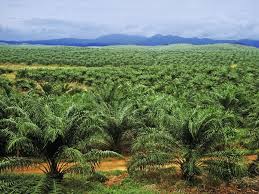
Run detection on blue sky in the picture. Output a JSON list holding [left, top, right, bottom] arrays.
[[1, 0, 259, 40]]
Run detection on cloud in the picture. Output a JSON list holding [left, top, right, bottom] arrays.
[[0, 0, 259, 40], [0, 19, 114, 40]]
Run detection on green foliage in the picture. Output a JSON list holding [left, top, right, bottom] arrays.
[[0, 77, 12, 96], [91, 84, 143, 153], [0, 44, 258, 191], [88, 177, 158, 194], [15, 79, 36, 92], [129, 107, 247, 183], [0, 174, 84, 194], [32, 175, 63, 194], [1, 44, 259, 67], [0, 174, 158, 194], [0, 95, 121, 179]]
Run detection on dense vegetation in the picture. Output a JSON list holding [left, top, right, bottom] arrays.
[[0, 44, 259, 67], [0, 44, 258, 193]]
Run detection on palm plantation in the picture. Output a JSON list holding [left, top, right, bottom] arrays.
[[0, 44, 258, 193]]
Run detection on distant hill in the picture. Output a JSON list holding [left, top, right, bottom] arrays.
[[1, 34, 259, 48]]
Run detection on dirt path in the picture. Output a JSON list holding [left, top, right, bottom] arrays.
[[246, 154, 257, 161], [13, 157, 129, 174], [105, 173, 128, 187], [96, 157, 129, 171], [10, 155, 257, 174]]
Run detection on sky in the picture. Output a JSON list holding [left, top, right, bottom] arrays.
[[0, 0, 259, 40]]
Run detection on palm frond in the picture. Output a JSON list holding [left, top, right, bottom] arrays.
[[62, 163, 92, 175], [32, 175, 58, 194], [5, 106, 27, 118], [44, 127, 63, 143], [128, 152, 172, 172], [0, 157, 41, 172], [7, 135, 33, 152], [84, 149, 123, 168], [0, 118, 17, 129], [58, 147, 84, 163], [0, 179, 16, 191], [49, 180, 63, 194]]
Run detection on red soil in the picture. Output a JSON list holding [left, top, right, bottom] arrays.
[[11, 155, 257, 174], [12, 157, 129, 174]]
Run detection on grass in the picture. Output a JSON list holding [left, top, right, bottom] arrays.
[[0, 173, 160, 194], [87, 177, 160, 194], [67, 82, 88, 91], [0, 63, 89, 91], [102, 170, 126, 176], [1, 72, 16, 80], [0, 66, 89, 95]]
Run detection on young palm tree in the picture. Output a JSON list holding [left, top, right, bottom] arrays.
[[98, 101, 141, 153], [129, 107, 245, 182], [0, 96, 121, 180], [214, 84, 240, 110], [213, 84, 250, 125], [247, 99, 259, 175], [92, 84, 142, 153], [0, 99, 8, 156], [0, 78, 12, 97], [247, 128, 259, 176]]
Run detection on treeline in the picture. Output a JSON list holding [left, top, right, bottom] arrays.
[[0, 44, 259, 67]]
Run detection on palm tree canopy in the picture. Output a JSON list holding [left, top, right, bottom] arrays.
[[0, 95, 121, 177]]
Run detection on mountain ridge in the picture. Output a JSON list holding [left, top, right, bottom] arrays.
[[1, 34, 259, 48]]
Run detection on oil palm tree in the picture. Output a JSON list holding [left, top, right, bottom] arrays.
[[0, 96, 121, 180], [0, 78, 12, 97], [247, 99, 259, 175], [0, 97, 11, 166], [92, 84, 142, 153], [213, 84, 250, 125], [129, 107, 246, 183]]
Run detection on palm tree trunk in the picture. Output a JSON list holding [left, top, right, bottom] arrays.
[[16, 149, 20, 157], [48, 159, 63, 180], [181, 151, 198, 182], [111, 130, 122, 153], [248, 153, 259, 175]]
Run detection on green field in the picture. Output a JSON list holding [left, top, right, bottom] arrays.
[[1, 44, 259, 67], [0, 44, 258, 193]]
